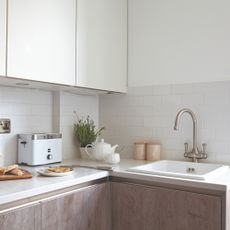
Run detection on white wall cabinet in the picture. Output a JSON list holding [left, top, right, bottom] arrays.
[[7, 0, 76, 85], [76, 0, 127, 93], [4, 0, 127, 92], [0, 0, 6, 76]]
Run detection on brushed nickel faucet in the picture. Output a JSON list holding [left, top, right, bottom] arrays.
[[174, 108, 207, 163]]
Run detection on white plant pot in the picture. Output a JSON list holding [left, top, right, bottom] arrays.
[[80, 147, 93, 160]]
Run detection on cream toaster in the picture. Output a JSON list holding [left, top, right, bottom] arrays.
[[18, 133, 62, 166]]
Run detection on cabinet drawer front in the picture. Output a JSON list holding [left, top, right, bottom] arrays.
[[0, 204, 40, 230], [41, 182, 110, 230], [111, 182, 222, 230]]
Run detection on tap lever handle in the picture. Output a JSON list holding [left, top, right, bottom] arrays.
[[184, 142, 189, 153], [202, 143, 207, 153]]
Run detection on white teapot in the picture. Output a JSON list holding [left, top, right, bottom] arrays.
[[85, 139, 118, 161]]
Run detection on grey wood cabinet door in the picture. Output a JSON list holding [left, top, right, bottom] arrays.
[[0, 203, 41, 230], [41, 182, 110, 230], [86, 182, 111, 230], [111, 182, 222, 230]]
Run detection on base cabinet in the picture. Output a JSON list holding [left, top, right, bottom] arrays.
[[0, 204, 40, 230], [0, 181, 225, 230], [111, 182, 222, 230], [0, 182, 110, 230], [41, 182, 110, 230]]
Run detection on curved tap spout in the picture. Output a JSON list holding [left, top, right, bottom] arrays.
[[174, 108, 198, 156]]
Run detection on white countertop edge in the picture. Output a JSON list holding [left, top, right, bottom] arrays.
[[112, 171, 228, 192], [0, 171, 109, 205], [0, 158, 230, 207]]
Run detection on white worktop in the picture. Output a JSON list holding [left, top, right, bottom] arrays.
[[0, 158, 147, 206], [0, 158, 230, 207], [112, 161, 230, 192]]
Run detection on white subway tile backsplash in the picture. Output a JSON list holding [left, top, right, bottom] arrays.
[[181, 94, 204, 106], [99, 81, 230, 164], [215, 128, 230, 141], [163, 138, 185, 151], [31, 104, 52, 116], [172, 83, 195, 95], [104, 95, 144, 107], [152, 85, 172, 95], [59, 92, 99, 160], [2, 81, 230, 165], [193, 81, 230, 94], [207, 141, 230, 155], [60, 125, 79, 160], [144, 116, 172, 128], [162, 95, 182, 106], [0, 86, 98, 165], [0, 103, 31, 116], [204, 92, 229, 105], [119, 117, 144, 127], [143, 95, 162, 106], [28, 90, 53, 105], [0, 87, 53, 165], [116, 106, 155, 117], [127, 86, 155, 96], [198, 128, 216, 142]]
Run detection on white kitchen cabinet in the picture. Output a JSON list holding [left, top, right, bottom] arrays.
[[0, 0, 6, 76], [76, 0, 127, 93], [7, 0, 75, 85]]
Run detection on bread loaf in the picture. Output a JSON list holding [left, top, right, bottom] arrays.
[[0, 164, 19, 175], [9, 168, 24, 176]]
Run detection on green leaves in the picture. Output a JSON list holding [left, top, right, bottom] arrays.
[[74, 113, 105, 147]]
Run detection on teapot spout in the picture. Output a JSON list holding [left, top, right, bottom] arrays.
[[111, 144, 119, 152]]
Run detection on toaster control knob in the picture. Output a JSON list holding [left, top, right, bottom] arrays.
[[47, 154, 53, 160]]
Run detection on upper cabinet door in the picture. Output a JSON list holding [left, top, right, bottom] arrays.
[[0, 0, 6, 76], [76, 0, 127, 93], [7, 0, 76, 85]]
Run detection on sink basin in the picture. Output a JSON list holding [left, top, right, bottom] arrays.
[[127, 160, 229, 180]]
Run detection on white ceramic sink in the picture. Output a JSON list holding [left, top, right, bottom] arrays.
[[127, 160, 229, 180]]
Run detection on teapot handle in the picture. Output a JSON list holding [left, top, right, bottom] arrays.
[[84, 144, 94, 158]]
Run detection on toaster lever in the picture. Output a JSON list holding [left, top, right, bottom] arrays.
[[20, 141, 27, 147]]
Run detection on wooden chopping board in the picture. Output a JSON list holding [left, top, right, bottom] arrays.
[[0, 169, 32, 181]]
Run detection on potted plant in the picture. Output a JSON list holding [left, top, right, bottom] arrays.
[[74, 111, 105, 159]]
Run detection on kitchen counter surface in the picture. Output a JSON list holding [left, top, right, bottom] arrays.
[[0, 158, 230, 207], [0, 158, 147, 206], [111, 160, 230, 192]]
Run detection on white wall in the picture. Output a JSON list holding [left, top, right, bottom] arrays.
[[0, 86, 53, 165], [99, 81, 230, 164], [128, 0, 230, 87], [0, 86, 99, 165], [57, 92, 99, 160]]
